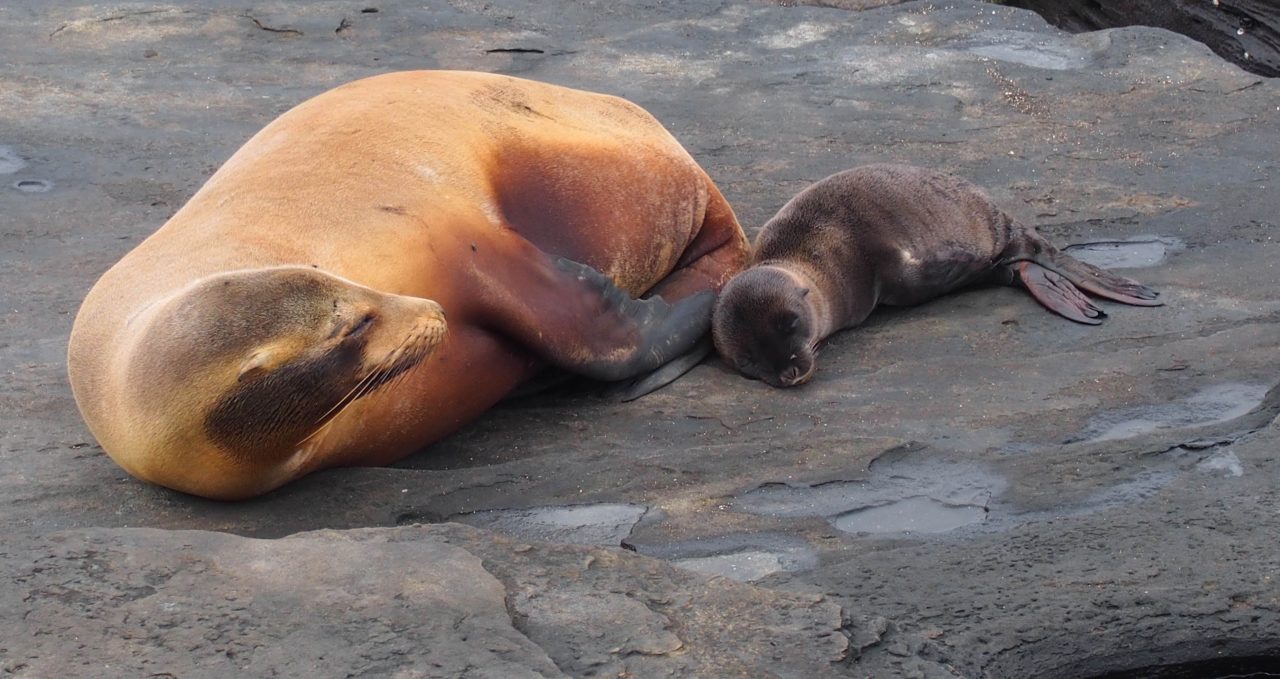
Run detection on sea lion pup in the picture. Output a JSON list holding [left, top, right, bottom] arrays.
[[712, 163, 1161, 388], [67, 70, 749, 500]]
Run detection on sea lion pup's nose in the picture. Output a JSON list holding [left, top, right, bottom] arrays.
[[778, 363, 813, 387]]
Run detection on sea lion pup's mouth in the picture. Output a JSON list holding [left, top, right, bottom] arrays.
[[776, 361, 816, 388], [767, 348, 817, 388]]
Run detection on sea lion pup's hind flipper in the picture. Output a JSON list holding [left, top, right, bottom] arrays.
[[1006, 261, 1107, 325], [1006, 226, 1162, 308], [1034, 249, 1163, 307]]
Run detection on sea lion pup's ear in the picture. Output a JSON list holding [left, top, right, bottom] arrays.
[[799, 287, 810, 298]]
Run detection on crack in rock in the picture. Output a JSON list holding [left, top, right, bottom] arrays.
[[241, 14, 303, 36], [49, 9, 184, 38]]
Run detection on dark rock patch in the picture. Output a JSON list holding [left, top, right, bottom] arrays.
[[1005, 0, 1280, 77]]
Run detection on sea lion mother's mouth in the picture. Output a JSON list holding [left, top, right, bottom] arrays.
[[353, 327, 440, 399], [307, 329, 439, 436]]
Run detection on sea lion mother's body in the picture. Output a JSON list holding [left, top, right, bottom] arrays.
[[68, 71, 749, 499]]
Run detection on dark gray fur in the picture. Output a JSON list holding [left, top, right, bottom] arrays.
[[713, 163, 1160, 387]]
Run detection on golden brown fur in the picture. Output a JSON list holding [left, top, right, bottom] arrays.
[[68, 71, 748, 499]]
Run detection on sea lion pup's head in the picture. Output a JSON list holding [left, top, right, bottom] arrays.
[[118, 266, 446, 494], [712, 265, 817, 388]]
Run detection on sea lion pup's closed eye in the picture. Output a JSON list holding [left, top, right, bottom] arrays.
[[713, 163, 1161, 388]]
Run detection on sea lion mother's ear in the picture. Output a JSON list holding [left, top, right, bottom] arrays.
[[237, 349, 275, 382]]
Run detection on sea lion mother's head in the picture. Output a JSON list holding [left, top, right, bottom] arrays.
[[127, 266, 447, 464]]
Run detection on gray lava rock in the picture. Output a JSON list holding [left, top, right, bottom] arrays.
[[1007, 0, 1280, 77], [2, 524, 851, 677], [2, 0, 1279, 676]]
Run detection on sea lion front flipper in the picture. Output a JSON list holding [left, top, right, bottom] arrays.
[[549, 256, 715, 382], [613, 336, 714, 402], [474, 242, 714, 383], [1010, 261, 1107, 325]]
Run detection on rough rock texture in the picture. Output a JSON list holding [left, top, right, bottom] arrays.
[[2, 0, 1279, 677], [1007, 0, 1280, 78], [2, 524, 850, 677]]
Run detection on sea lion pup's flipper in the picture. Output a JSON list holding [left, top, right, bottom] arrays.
[[999, 224, 1163, 323], [1007, 226, 1163, 308], [1008, 261, 1108, 325], [1034, 250, 1163, 307]]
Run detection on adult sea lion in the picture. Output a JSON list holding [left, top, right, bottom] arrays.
[[67, 70, 749, 500], [712, 163, 1160, 387]]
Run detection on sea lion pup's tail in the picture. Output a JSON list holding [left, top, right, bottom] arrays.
[[999, 225, 1163, 325]]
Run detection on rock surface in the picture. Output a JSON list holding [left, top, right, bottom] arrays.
[[2, 524, 852, 677], [2, 0, 1278, 677], [1007, 0, 1280, 78]]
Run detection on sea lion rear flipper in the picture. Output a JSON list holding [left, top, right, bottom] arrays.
[[1009, 227, 1162, 307], [1010, 261, 1107, 325], [1038, 251, 1163, 307]]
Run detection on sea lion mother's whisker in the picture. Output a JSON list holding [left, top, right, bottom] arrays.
[[300, 336, 416, 447]]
